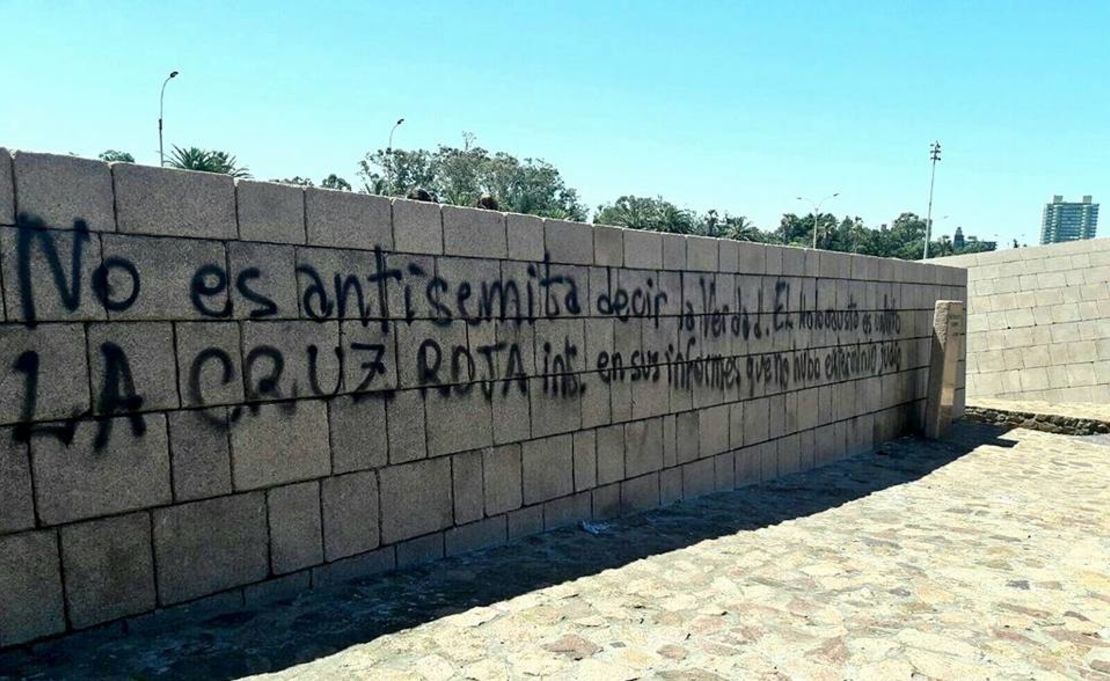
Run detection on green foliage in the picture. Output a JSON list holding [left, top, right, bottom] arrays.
[[168, 146, 251, 178], [98, 150, 134, 163], [595, 196, 695, 233], [358, 135, 586, 220], [274, 176, 315, 187], [320, 174, 352, 191]]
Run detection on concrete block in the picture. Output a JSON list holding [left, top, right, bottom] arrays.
[[714, 451, 736, 490], [624, 417, 663, 477], [311, 546, 395, 588], [176, 322, 244, 407], [924, 301, 964, 439], [718, 239, 739, 273], [699, 404, 730, 457], [493, 377, 534, 444], [742, 396, 770, 445], [483, 444, 523, 516], [321, 471, 379, 561], [735, 446, 760, 485], [395, 532, 444, 568], [13, 151, 115, 231], [240, 320, 340, 399], [737, 241, 766, 275], [32, 416, 171, 525], [237, 179, 306, 244], [424, 388, 493, 456], [0, 430, 34, 534], [228, 241, 298, 320], [268, 481, 323, 574], [660, 467, 683, 505], [573, 430, 597, 492], [0, 225, 104, 323], [391, 197, 442, 255], [529, 377, 581, 438], [442, 205, 507, 259], [88, 321, 179, 412], [387, 389, 427, 464], [545, 218, 593, 265], [620, 473, 660, 514], [453, 449, 485, 525], [243, 570, 310, 607], [0, 148, 12, 226], [294, 245, 377, 322], [594, 225, 624, 267], [153, 492, 269, 604], [624, 229, 662, 269], [662, 414, 677, 468], [595, 424, 625, 484], [446, 516, 507, 556], [507, 504, 544, 539], [380, 457, 453, 544], [590, 482, 620, 520], [682, 458, 715, 498], [229, 400, 330, 490], [522, 434, 574, 505], [168, 408, 232, 502], [0, 530, 65, 646], [675, 411, 699, 464], [687, 235, 718, 271], [661, 232, 687, 270], [506, 212, 544, 261], [328, 395, 388, 473], [113, 163, 236, 239], [60, 512, 155, 628], [544, 491, 592, 530], [305, 188, 391, 250]]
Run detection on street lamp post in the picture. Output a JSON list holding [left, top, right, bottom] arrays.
[[923, 141, 941, 259], [796, 192, 840, 249], [159, 70, 179, 167], [387, 118, 405, 152]]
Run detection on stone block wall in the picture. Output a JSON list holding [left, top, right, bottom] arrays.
[[0, 148, 966, 648], [935, 239, 1110, 403]]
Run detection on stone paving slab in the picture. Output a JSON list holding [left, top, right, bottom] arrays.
[[969, 399, 1110, 424], [1, 422, 1107, 680]]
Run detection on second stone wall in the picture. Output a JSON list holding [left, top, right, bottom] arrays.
[[935, 238, 1110, 403], [0, 149, 967, 648]]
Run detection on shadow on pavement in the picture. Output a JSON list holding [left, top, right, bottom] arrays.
[[0, 421, 1015, 680]]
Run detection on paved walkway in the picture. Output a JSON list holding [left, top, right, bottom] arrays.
[[2, 422, 1107, 680], [969, 398, 1110, 424]]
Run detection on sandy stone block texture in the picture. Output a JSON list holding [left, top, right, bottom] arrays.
[[60, 512, 155, 629], [0, 430, 34, 534], [446, 516, 507, 557], [543, 491, 592, 530], [238, 320, 340, 401], [386, 389, 427, 464], [620, 472, 660, 514], [379, 457, 453, 544], [113, 164, 236, 239], [321, 470, 379, 561], [0, 324, 89, 426], [227, 241, 299, 320], [153, 492, 269, 605], [686, 235, 718, 271], [660, 232, 686, 271], [593, 225, 624, 267], [236, 179, 306, 244], [88, 321, 179, 412], [522, 434, 574, 505], [328, 395, 388, 473], [305, 188, 392, 250], [624, 418, 663, 477], [229, 400, 331, 490], [483, 444, 522, 516], [0, 530, 65, 646], [100, 234, 226, 321], [506, 212, 544, 261], [622, 229, 661, 270], [12, 151, 115, 231], [167, 408, 232, 502], [424, 388, 493, 456], [391, 197, 442, 255], [31, 416, 171, 526], [452, 449, 484, 525], [507, 504, 544, 539], [442, 205, 507, 259], [175, 322, 243, 407], [267, 481, 323, 574], [545, 218, 594, 265], [0, 226, 105, 323], [0, 148, 13, 226]]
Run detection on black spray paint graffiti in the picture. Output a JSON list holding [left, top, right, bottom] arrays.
[[6, 214, 910, 449]]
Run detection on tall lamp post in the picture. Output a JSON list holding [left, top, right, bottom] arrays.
[[159, 70, 179, 167], [923, 140, 941, 259], [387, 118, 405, 152], [385, 118, 405, 193], [796, 192, 840, 249]]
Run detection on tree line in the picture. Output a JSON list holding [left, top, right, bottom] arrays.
[[97, 138, 996, 260]]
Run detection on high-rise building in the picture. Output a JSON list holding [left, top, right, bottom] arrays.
[[1040, 195, 1099, 244], [953, 226, 965, 249]]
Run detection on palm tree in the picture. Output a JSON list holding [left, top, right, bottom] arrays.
[[168, 146, 251, 178]]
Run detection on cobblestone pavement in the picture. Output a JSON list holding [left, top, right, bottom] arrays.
[[2, 422, 1107, 680], [969, 398, 1110, 423]]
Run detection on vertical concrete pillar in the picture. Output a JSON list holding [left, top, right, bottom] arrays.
[[924, 300, 965, 439]]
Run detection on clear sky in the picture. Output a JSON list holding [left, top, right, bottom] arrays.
[[3, 1, 1107, 247]]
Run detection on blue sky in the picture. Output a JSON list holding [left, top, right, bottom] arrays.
[[3, 1, 1107, 246]]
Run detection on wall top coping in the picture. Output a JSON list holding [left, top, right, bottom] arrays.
[[933, 237, 1110, 268]]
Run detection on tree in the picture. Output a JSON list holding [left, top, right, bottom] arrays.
[[320, 174, 352, 191], [595, 196, 695, 233], [98, 150, 134, 163], [168, 146, 251, 178]]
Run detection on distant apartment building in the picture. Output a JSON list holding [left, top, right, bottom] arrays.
[[1040, 195, 1099, 245]]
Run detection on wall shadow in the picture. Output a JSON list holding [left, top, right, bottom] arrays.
[[0, 421, 1016, 681]]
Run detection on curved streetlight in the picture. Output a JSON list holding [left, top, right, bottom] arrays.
[[796, 192, 840, 249], [159, 70, 179, 167], [387, 118, 405, 152]]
